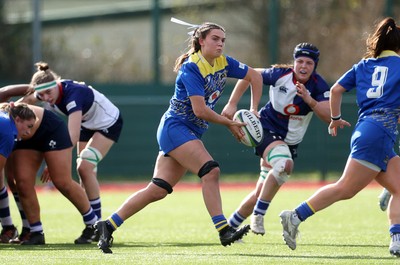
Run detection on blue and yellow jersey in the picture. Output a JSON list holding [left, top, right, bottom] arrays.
[[165, 51, 248, 135], [0, 111, 17, 158], [338, 50, 400, 140]]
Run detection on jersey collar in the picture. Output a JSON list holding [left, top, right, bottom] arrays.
[[378, 50, 400, 58]]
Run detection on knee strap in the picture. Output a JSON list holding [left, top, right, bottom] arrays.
[[198, 160, 219, 178], [151, 178, 173, 194]]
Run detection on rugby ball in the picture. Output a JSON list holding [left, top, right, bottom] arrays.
[[233, 109, 263, 147]]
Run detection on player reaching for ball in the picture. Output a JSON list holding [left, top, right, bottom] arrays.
[[94, 18, 263, 253], [222, 43, 331, 236]]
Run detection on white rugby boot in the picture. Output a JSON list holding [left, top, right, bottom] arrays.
[[378, 188, 391, 211], [250, 214, 265, 235], [390, 233, 400, 257], [279, 210, 300, 250]]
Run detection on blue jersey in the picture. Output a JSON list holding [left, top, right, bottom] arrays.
[[0, 111, 17, 158], [41, 80, 120, 130], [164, 51, 248, 135], [338, 51, 400, 141], [259, 67, 330, 145]]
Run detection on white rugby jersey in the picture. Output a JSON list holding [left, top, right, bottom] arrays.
[[259, 67, 329, 145], [43, 80, 119, 130]]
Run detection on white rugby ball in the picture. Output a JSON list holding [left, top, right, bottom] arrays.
[[233, 109, 264, 147]]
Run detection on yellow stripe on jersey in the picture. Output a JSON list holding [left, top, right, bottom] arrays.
[[189, 51, 229, 78]]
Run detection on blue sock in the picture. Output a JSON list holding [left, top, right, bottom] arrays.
[[390, 224, 400, 235], [253, 199, 270, 216], [90, 198, 101, 220], [295, 201, 315, 221], [0, 186, 12, 226], [82, 208, 97, 225], [228, 211, 245, 229], [107, 213, 124, 231], [212, 214, 228, 232], [30, 221, 43, 233]]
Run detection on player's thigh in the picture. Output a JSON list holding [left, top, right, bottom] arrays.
[[168, 139, 214, 175], [44, 148, 73, 181], [13, 149, 42, 183], [376, 156, 400, 193], [153, 153, 187, 187]]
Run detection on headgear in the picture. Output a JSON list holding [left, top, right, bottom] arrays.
[[293, 43, 320, 65]]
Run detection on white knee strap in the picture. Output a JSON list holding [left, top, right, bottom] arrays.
[[77, 147, 103, 172], [266, 144, 293, 185]]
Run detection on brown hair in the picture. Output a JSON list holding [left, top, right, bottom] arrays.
[[1, 103, 36, 121], [364, 17, 400, 58], [173, 22, 225, 72], [30, 61, 60, 88]]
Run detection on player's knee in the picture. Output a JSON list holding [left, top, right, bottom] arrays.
[[267, 144, 293, 185], [198, 160, 220, 178], [77, 147, 103, 166], [151, 178, 173, 196], [77, 147, 103, 174]]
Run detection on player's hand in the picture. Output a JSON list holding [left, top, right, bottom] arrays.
[[328, 119, 351, 136], [221, 103, 237, 120], [227, 120, 246, 142], [40, 167, 52, 183]]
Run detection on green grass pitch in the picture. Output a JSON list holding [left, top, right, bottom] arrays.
[[0, 183, 394, 264]]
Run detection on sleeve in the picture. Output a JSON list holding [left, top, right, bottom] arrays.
[[225, 56, 248, 79], [180, 63, 206, 97], [63, 83, 86, 114], [261, 67, 292, 86], [337, 64, 357, 92], [312, 74, 331, 102]]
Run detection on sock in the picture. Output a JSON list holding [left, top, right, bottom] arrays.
[[13, 192, 30, 229], [82, 208, 98, 226], [253, 199, 270, 216], [295, 201, 315, 222], [30, 221, 43, 233], [0, 186, 13, 226], [107, 213, 124, 231], [90, 197, 101, 220], [390, 224, 400, 236], [212, 214, 228, 233], [228, 211, 245, 229]]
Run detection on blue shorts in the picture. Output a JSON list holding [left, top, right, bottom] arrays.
[[80, 114, 123, 143], [350, 120, 396, 171], [157, 116, 201, 155], [14, 110, 72, 152], [255, 129, 298, 159]]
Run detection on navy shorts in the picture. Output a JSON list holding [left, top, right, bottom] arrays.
[[255, 129, 298, 159], [80, 113, 123, 143], [14, 110, 72, 152]]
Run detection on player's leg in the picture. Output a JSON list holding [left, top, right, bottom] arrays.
[[376, 156, 400, 257], [0, 168, 18, 243], [167, 140, 250, 246], [77, 133, 114, 220], [95, 152, 187, 253], [44, 147, 98, 244], [12, 149, 46, 245], [4, 154, 29, 243], [251, 141, 293, 235], [228, 159, 267, 230], [280, 157, 378, 250]]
